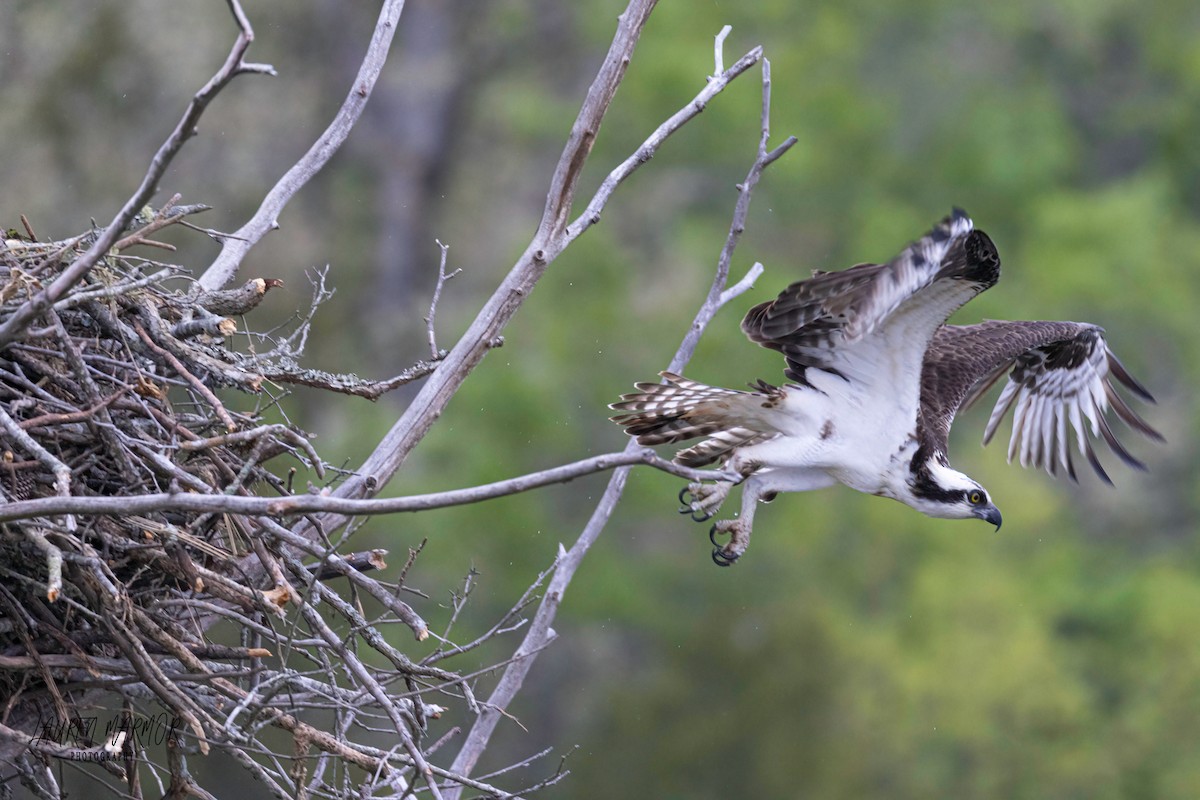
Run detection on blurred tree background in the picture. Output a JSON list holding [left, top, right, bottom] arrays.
[[3, 0, 1198, 797]]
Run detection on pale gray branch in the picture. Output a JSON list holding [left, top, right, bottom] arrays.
[[712, 24, 732, 76], [0, 449, 727, 525], [425, 239, 460, 359], [561, 43, 763, 246], [197, 0, 407, 292], [719, 261, 765, 306]]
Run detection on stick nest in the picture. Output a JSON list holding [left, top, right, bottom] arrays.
[[0, 209, 419, 754]]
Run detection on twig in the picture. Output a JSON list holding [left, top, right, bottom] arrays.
[[0, 402, 75, 535], [20, 214, 37, 242], [196, 0, 407, 292], [258, 356, 443, 400], [179, 423, 322, 478], [53, 266, 180, 310], [0, 0, 274, 348], [112, 194, 206, 251], [562, 45, 763, 247], [306, 549, 387, 580], [719, 261, 765, 306], [423, 558, 554, 667], [134, 322, 238, 432], [425, 239, 461, 359], [17, 389, 124, 431], [21, 526, 63, 603], [171, 313, 237, 340], [254, 517, 433, 641], [712, 24, 732, 77]]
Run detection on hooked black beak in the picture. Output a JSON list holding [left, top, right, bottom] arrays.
[[976, 503, 1003, 531]]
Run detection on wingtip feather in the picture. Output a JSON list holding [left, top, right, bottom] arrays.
[[1106, 350, 1156, 403]]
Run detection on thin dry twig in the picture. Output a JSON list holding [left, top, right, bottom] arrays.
[[135, 322, 238, 432], [425, 239, 461, 359]]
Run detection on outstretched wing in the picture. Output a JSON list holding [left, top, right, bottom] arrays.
[[922, 321, 1162, 482], [741, 209, 1001, 387]]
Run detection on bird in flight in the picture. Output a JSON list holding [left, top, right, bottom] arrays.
[[611, 209, 1161, 565]]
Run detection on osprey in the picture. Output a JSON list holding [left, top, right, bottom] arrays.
[[611, 209, 1161, 565]]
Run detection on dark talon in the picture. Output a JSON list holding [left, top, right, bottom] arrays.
[[709, 524, 725, 548], [680, 485, 713, 521], [711, 547, 737, 567], [678, 486, 696, 515]]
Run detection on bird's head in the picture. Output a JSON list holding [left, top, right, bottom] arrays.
[[905, 458, 1002, 529]]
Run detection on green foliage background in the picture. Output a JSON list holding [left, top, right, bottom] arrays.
[[3, 1, 1198, 796]]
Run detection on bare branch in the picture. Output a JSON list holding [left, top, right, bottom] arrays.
[[20, 526, 62, 603], [299, 0, 768, 550], [179, 423, 323, 479], [712, 24, 732, 77], [719, 261, 765, 306], [258, 357, 445, 400], [197, 0, 407, 291], [0, 2, 273, 348], [305, 548, 388, 580], [561, 44, 763, 247], [426, 240, 461, 359], [0, 402, 75, 542], [135, 322, 238, 432], [0, 449, 727, 524]]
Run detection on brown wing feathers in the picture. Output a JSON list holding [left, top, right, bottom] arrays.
[[740, 209, 990, 385], [926, 322, 1162, 483]]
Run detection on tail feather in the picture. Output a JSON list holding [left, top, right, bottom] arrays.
[[610, 372, 780, 467], [674, 428, 776, 468]]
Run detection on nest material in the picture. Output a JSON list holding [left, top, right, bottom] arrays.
[[0, 213, 413, 751]]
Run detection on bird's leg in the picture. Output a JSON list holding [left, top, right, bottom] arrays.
[[677, 466, 751, 522], [707, 471, 769, 567]]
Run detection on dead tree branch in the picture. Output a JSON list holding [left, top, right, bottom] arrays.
[[0, 449, 728, 524], [443, 51, 796, 794], [294, 0, 771, 552]]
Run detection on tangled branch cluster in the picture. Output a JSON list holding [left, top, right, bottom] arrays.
[[0, 211, 537, 798]]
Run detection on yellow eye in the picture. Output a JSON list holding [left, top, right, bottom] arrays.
[[969, 491, 983, 505]]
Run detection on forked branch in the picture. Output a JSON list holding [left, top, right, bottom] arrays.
[[442, 42, 796, 797], [0, 0, 275, 348]]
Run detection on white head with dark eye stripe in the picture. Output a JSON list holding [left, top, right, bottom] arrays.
[[903, 458, 1003, 528]]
